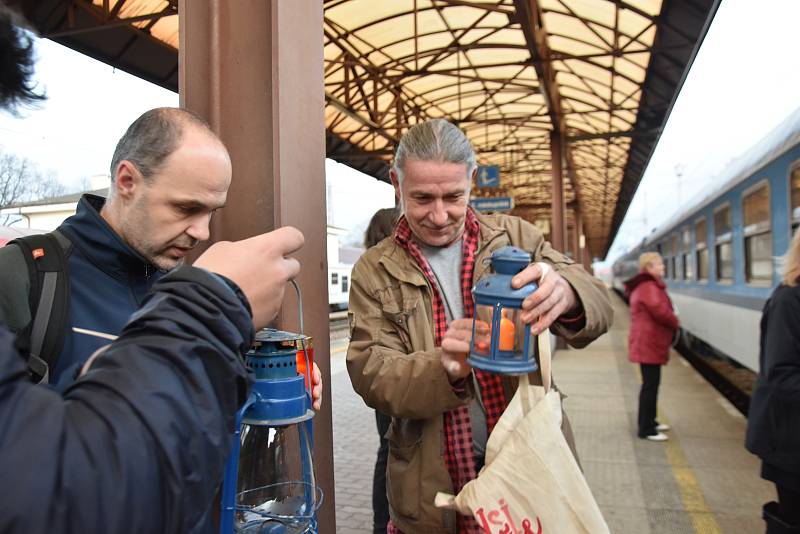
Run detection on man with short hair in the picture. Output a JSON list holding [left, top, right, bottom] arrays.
[[347, 119, 613, 533], [0, 107, 232, 384]]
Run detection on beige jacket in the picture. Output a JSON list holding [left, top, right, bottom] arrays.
[[346, 211, 613, 533]]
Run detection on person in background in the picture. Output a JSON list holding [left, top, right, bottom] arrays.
[[624, 252, 679, 442], [746, 228, 800, 534], [363, 205, 400, 534]]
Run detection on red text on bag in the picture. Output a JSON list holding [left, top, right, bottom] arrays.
[[475, 498, 543, 534]]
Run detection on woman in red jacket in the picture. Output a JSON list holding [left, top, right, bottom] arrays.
[[625, 252, 680, 441]]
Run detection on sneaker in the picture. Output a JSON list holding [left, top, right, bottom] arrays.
[[656, 423, 671, 432], [645, 432, 668, 442]]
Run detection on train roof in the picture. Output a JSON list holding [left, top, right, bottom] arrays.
[[645, 106, 800, 246]]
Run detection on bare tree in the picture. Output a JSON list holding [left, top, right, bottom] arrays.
[[0, 150, 67, 225]]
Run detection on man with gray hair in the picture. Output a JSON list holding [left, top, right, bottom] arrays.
[[0, 107, 232, 385], [347, 119, 613, 533]]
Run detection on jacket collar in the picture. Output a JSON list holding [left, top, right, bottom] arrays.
[[381, 207, 507, 286], [59, 194, 160, 281], [624, 271, 665, 296]]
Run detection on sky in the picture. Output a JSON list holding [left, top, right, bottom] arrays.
[[0, 33, 395, 238], [1, 0, 798, 259], [602, 0, 800, 264]]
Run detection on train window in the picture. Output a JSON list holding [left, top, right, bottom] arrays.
[[671, 234, 680, 280], [792, 165, 800, 230], [682, 227, 693, 280], [743, 183, 772, 283], [341, 275, 349, 293], [714, 204, 733, 282], [331, 273, 339, 285], [696, 218, 708, 281]]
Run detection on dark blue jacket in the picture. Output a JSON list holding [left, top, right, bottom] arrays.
[[746, 283, 800, 491], [0, 266, 254, 534], [52, 194, 165, 383]]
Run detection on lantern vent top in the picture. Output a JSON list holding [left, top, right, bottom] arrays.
[[491, 246, 531, 275]]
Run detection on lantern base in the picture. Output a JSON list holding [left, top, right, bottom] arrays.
[[467, 352, 539, 375]]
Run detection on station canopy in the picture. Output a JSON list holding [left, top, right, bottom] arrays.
[[16, 0, 718, 258]]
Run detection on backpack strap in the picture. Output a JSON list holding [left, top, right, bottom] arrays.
[[10, 230, 72, 383]]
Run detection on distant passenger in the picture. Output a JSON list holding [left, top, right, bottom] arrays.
[[624, 252, 679, 442], [363, 205, 399, 534], [746, 229, 800, 533]]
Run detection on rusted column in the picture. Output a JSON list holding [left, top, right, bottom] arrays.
[[179, 2, 335, 532], [550, 129, 566, 252], [571, 210, 580, 262], [575, 208, 591, 271]]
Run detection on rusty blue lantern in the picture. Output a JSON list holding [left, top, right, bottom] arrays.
[[220, 329, 321, 534], [468, 246, 540, 374]]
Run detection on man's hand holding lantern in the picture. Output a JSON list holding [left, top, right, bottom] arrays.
[[441, 319, 488, 382], [512, 262, 579, 335]]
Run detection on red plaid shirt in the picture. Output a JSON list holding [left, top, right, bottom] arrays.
[[388, 208, 506, 534]]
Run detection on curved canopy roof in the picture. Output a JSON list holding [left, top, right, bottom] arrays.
[[14, 0, 718, 257]]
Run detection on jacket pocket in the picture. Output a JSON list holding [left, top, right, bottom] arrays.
[[376, 286, 417, 350], [385, 418, 423, 519]]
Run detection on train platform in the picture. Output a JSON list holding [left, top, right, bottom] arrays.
[[328, 292, 773, 533]]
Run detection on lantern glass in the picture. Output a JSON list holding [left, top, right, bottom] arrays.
[[472, 304, 494, 357], [235, 423, 318, 533]]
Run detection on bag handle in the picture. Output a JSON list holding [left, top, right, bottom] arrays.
[[519, 328, 552, 415], [532, 262, 553, 393]]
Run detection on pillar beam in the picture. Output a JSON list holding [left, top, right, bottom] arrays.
[[549, 130, 566, 252], [179, 2, 335, 531]]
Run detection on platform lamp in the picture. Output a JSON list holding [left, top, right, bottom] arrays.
[[468, 246, 540, 374], [220, 282, 322, 533]]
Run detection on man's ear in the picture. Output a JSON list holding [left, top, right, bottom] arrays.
[[113, 160, 141, 200]]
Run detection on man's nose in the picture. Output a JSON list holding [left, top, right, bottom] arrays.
[[430, 200, 448, 226], [186, 214, 211, 242]]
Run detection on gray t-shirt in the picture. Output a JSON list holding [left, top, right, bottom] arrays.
[[419, 239, 488, 465], [418, 240, 464, 322]]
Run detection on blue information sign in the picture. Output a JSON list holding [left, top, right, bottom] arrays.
[[476, 165, 500, 188], [471, 197, 514, 212]]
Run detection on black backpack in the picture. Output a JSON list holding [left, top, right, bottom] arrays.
[[9, 230, 72, 383]]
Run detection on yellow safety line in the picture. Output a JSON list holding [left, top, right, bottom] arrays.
[[330, 343, 349, 355], [660, 418, 722, 533], [634, 363, 722, 533]]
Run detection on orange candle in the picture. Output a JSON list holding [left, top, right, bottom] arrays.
[[499, 316, 516, 351]]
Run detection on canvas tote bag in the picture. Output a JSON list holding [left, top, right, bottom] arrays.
[[435, 331, 610, 534]]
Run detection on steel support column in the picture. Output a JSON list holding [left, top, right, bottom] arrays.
[[550, 130, 566, 252], [575, 208, 591, 272], [571, 210, 580, 262], [178, 2, 335, 532]]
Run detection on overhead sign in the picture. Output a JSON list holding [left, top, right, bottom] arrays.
[[471, 197, 514, 212], [476, 165, 500, 188]]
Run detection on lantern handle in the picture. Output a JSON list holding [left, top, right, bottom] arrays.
[[290, 278, 305, 336], [290, 278, 313, 394]]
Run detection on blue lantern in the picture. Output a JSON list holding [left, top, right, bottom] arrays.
[[468, 246, 540, 374], [220, 329, 322, 533]]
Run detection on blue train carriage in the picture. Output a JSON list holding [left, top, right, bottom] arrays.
[[614, 108, 800, 372]]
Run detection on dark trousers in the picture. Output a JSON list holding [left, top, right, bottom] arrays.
[[373, 410, 391, 534], [764, 485, 800, 533], [637, 363, 661, 438]]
